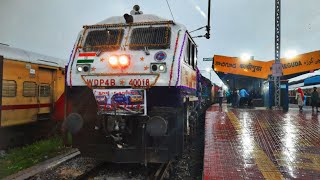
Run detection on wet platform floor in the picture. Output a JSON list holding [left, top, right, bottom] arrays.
[[203, 105, 320, 180]]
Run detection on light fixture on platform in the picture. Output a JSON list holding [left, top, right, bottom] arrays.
[[284, 50, 298, 59], [240, 53, 251, 62]]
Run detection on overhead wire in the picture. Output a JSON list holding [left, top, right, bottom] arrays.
[[189, 26, 206, 33], [165, 0, 175, 22]]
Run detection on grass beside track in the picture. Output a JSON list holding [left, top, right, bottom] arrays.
[[0, 136, 67, 179]]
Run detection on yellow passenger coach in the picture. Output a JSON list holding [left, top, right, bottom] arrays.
[[0, 44, 66, 127]]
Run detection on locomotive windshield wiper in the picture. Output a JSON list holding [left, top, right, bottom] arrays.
[[144, 46, 150, 55]]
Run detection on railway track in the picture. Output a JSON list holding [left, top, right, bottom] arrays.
[[150, 161, 172, 180], [72, 161, 172, 180], [4, 149, 80, 180], [8, 148, 174, 180]]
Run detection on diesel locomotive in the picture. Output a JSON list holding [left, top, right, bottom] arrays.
[[65, 5, 213, 163]]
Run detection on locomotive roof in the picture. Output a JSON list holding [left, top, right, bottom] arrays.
[[94, 14, 185, 28], [0, 44, 66, 67]]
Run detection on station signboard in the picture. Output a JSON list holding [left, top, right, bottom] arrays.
[[203, 58, 213, 61], [213, 55, 271, 79], [213, 50, 320, 79]]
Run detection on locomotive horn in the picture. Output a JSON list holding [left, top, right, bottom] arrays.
[[130, 5, 143, 15], [123, 13, 133, 23], [133, 5, 140, 11]]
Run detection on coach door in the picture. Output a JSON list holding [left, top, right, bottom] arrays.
[[38, 68, 54, 116]]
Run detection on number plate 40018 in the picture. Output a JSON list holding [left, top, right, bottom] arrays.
[[85, 78, 150, 87], [129, 79, 150, 86]]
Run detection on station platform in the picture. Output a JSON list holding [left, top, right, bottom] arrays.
[[203, 104, 320, 179]]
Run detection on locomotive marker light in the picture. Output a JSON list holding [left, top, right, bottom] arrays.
[[159, 64, 165, 72], [83, 66, 89, 72], [77, 66, 83, 72], [151, 64, 158, 72], [76, 64, 90, 73], [150, 63, 167, 73]]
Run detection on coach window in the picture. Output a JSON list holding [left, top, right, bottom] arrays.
[[2, 80, 16, 97], [39, 84, 51, 97], [23, 81, 37, 97]]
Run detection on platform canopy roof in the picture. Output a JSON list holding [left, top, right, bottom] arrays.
[[288, 70, 320, 84]]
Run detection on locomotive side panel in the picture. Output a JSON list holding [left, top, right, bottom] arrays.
[[179, 35, 197, 90]]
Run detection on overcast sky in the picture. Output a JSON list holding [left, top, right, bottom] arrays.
[[0, 0, 319, 82]]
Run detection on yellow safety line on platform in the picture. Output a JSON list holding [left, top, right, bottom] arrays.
[[226, 111, 285, 180]]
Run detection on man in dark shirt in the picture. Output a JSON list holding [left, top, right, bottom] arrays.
[[311, 87, 319, 112]]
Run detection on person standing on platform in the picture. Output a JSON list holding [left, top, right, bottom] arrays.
[[218, 87, 223, 108], [231, 89, 237, 107], [296, 88, 304, 111], [239, 88, 249, 107], [311, 87, 319, 112], [236, 89, 241, 107], [226, 90, 231, 104]]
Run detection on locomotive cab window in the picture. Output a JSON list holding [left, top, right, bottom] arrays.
[[191, 44, 195, 69], [23, 81, 37, 97], [39, 84, 51, 97], [129, 26, 171, 50], [83, 28, 124, 52], [185, 37, 197, 70], [194, 48, 198, 69], [184, 39, 190, 64], [2, 80, 17, 97]]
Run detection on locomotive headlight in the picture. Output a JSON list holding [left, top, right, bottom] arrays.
[[109, 55, 118, 67], [119, 55, 130, 68]]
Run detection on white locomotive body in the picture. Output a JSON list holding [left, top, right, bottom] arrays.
[[65, 8, 201, 163]]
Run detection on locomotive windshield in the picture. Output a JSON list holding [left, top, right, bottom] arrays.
[[83, 28, 124, 52], [129, 26, 171, 50]]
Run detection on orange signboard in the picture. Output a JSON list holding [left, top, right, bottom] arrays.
[[277, 50, 320, 76], [213, 50, 320, 79], [213, 55, 271, 79]]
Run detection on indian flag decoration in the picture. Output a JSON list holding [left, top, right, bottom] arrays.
[[77, 52, 96, 63]]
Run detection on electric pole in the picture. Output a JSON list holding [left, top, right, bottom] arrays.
[[273, 0, 282, 108]]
